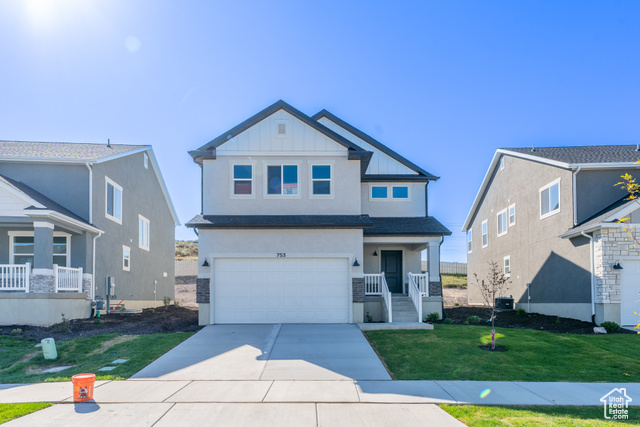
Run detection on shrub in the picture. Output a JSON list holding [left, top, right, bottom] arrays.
[[163, 297, 171, 309], [174, 299, 181, 308], [148, 308, 155, 314], [52, 313, 72, 333], [93, 319, 102, 325], [555, 316, 561, 325], [161, 319, 173, 332], [467, 315, 480, 324], [119, 305, 126, 314], [601, 321, 621, 333], [453, 302, 460, 307], [516, 308, 527, 317], [425, 312, 440, 323], [10, 328, 22, 335], [365, 312, 373, 323], [443, 318, 453, 324]]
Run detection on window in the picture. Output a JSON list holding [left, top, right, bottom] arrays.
[[392, 186, 409, 199], [467, 229, 472, 253], [267, 165, 298, 195], [497, 209, 508, 237], [277, 123, 286, 135], [371, 186, 388, 199], [311, 165, 331, 196], [233, 165, 253, 196], [123, 245, 131, 271], [508, 203, 516, 227], [143, 153, 149, 169], [105, 177, 122, 224], [504, 256, 511, 277], [139, 215, 150, 251], [540, 179, 560, 219], [10, 232, 69, 267], [500, 156, 505, 170], [274, 119, 289, 138], [482, 220, 488, 248]]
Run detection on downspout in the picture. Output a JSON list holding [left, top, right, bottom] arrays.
[[85, 162, 93, 223], [573, 166, 582, 226], [581, 231, 596, 324], [424, 182, 429, 217], [438, 235, 446, 320], [91, 231, 104, 302]]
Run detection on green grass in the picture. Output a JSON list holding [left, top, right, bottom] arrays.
[[0, 403, 52, 424], [442, 274, 467, 289], [440, 405, 640, 426], [365, 324, 640, 382], [0, 332, 193, 384]]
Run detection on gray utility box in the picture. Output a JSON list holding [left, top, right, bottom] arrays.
[[495, 297, 514, 312]]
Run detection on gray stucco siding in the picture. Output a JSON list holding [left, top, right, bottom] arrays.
[[0, 162, 90, 221], [576, 169, 634, 224], [467, 155, 591, 307], [91, 151, 175, 305]]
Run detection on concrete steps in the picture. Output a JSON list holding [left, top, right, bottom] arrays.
[[391, 295, 419, 322]]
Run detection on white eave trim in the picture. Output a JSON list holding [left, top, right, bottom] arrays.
[[24, 209, 103, 234], [561, 222, 629, 239]]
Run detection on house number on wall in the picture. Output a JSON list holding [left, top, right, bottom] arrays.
[[276, 253, 286, 258]]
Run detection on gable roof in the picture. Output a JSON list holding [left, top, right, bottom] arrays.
[[311, 109, 438, 180], [0, 174, 101, 233], [559, 195, 639, 238], [462, 145, 640, 231], [0, 141, 147, 162], [0, 141, 179, 226]]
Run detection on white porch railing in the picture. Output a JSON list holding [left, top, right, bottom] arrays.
[[0, 263, 30, 292], [408, 272, 429, 296], [407, 273, 423, 323], [364, 272, 392, 322], [54, 265, 83, 292]]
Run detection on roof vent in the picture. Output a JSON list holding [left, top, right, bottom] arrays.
[[636, 143, 639, 152], [107, 138, 111, 149], [531, 144, 536, 152]]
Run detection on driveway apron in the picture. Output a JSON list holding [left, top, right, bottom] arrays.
[[130, 323, 390, 381]]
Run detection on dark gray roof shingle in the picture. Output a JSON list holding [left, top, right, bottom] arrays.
[[559, 196, 635, 238], [186, 215, 373, 229], [364, 217, 451, 236], [0, 141, 147, 160], [504, 145, 640, 164]]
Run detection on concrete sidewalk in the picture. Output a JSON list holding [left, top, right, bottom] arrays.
[[2, 379, 639, 406]]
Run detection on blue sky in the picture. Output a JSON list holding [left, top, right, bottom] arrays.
[[1, 1, 639, 262]]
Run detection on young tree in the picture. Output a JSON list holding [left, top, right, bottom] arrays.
[[474, 261, 511, 350]]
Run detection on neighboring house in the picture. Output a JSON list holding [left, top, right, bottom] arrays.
[[187, 100, 451, 325], [0, 141, 179, 326], [463, 145, 640, 326]]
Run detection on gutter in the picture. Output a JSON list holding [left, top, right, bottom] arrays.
[[572, 166, 581, 226], [581, 231, 596, 324]]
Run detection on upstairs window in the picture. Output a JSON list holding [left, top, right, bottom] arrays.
[[540, 179, 560, 219], [233, 165, 253, 195], [371, 186, 388, 199], [509, 203, 516, 227], [267, 165, 298, 195], [312, 165, 331, 196], [467, 229, 472, 253], [105, 177, 122, 224], [497, 209, 507, 237], [482, 220, 488, 247], [392, 186, 409, 199], [139, 215, 150, 251]]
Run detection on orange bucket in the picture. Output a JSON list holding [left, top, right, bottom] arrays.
[[72, 373, 96, 402]]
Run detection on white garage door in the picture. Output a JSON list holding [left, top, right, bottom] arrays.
[[622, 260, 640, 326], [213, 258, 350, 324]]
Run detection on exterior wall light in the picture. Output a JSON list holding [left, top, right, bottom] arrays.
[[353, 258, 360, 267], [373, 251, 378, 256], [613, 261, 623, 270], [202, 258, 210, 267]]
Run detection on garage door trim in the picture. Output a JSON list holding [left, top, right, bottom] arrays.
[[209, 252, 355, 324]]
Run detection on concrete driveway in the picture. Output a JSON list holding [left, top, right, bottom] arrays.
[[131, 324, 391, 381]]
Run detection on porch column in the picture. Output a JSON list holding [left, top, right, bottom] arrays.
[[33, 221, 54, 270], [427, 240, 440, 282]]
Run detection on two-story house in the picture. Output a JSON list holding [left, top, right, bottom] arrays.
[[0, 141, 179, 326], [463, 145, 640, 327], [187, 100, 450, 325]]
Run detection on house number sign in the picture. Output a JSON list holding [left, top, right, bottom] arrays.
[[276, 253, 286, 258]]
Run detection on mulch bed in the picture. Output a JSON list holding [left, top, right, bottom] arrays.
[[441, 306, 634, 334], [0, 306, 202, 341]]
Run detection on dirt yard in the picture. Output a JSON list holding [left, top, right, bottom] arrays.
[[175, 276, 197, 308], [443, 287, 468, 307]]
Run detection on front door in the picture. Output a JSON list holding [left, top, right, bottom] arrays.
[[381, 250, 403, 293]]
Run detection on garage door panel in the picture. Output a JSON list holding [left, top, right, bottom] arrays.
[[622, 261, 640, 326], [213, 258, 349, 324]]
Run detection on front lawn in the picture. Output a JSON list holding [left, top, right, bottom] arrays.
[[0, 332, 193, 384], [365, 325, 640, 382], [0, 403, 52, 424], [440, 405, 640, 426]]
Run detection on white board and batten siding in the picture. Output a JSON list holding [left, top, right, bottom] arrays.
[[212, 257, 350, 324], [0, 186, 29, 217], [621, 260, 640, 326], [216, 110, 347, 155], [317, 117, 417, 175]]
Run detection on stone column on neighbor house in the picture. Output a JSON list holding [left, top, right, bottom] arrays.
[[593, 229, 626, 305], [426, 240, 443, 297], [82, 273, 92, 300], [31, 221, 55, 293]]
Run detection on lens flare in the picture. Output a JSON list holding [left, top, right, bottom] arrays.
[[479, 388, 491, 399]]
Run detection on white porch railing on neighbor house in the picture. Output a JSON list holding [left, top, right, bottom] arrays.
[[408, 272, 429, 296], [54, 265, 83, 292], [0, 263, 30, 292], [407, 273, 423, 322], [364, 272, 393, 322]]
